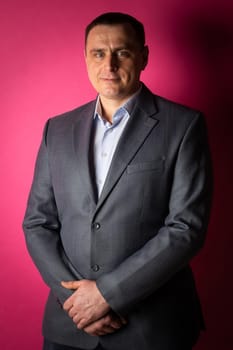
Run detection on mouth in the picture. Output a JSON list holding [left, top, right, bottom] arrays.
[[100, 78, 121, 86], [100, 76, 120, 81]]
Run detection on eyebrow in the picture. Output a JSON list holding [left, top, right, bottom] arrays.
[[89, 46, 133, 53]]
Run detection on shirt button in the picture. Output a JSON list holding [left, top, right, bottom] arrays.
[[92, 264, 100, 272], [93, 222, 101, 230]]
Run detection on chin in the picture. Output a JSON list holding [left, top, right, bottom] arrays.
[[101, 89, 122, 98]]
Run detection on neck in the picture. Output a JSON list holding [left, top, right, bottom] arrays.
[[99, 98, 125, 123], [99, 86, 141, 123]]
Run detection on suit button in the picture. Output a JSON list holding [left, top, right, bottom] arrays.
[[93, 222, 101, 230], [92, 264, 100, 272]]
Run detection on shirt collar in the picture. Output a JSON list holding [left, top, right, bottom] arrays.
[[94, 84, 142, 122]]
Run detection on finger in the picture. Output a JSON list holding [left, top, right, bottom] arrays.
[[109, 320, 122, 329], [77, 317, 94, 330], [92, 325, 117, 336], [61, 281, 80, 290], [107, 316, 122, 329], [119, 316, 128, 325], [84, 322, 116, 336], [69, 308, 80, 319], [82, 313, 124, 335], [63, 296, 75, 311], [94, 326, 116, 336], [101, 325, 117, 334], [72, 313, 82, 325], [82, 318, 105, 333], [84, 328, 107, 336], [109, 313, 127, 328]]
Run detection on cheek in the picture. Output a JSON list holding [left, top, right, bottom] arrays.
[[121, 67, 137, 82], [87, 65, 99, 81], [120, 64, 133, 76]]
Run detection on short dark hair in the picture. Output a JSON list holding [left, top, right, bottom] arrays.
[[85, 12, 145, 49]]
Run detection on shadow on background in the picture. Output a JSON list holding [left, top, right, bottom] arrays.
[[174, 9, 233, 350]]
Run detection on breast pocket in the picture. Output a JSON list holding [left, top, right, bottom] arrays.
[[126, 158, 165, 174]]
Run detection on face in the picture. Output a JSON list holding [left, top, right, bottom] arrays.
[[85, 24, 148, 104]]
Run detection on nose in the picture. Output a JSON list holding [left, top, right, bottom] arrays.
[[105, 53, 118, 72]]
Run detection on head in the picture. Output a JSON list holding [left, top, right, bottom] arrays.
[[84, 12, 149, 104], [85, 12, 146, 49]]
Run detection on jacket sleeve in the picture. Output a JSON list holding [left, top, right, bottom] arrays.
[[23, 120, 82, 304], [96, 113, 212, 314]]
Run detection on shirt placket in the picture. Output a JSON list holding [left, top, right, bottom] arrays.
[[98, 124, 112, 193]]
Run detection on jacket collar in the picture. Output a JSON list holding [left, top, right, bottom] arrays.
[[72, 84, 160, 210]]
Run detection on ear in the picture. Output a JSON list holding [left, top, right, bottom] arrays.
[[84, 48, 89, 69], [141, 45, 149, 70], [84, 48, 87, 60]]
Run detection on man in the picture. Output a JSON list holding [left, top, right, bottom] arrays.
[[23, 12, 212, 350]]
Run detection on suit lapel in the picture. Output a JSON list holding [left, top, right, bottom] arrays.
[[72, 101, 98, 204], [95, 86, 160, 213]]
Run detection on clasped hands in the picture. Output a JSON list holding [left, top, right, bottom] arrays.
[[61, 280, 127, 336]]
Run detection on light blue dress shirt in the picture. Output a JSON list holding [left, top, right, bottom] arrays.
[[93, 88, 141, 197]]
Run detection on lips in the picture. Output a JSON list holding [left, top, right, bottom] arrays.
[[100, 75, 120, 80], [100, 77, 120, 83]]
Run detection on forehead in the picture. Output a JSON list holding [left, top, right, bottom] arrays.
[[86, 24, 138, 48]]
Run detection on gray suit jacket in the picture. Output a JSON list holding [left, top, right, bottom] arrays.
[[23, 84, 212, 349]]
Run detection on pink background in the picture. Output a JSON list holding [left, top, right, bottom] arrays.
[[1, 0, 233, 349]]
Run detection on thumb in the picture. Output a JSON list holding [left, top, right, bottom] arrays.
[[61, 280, 80, 290]]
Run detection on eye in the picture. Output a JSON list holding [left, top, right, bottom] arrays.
[[116, 50, 131, 59], [92, 50, 105, 59]]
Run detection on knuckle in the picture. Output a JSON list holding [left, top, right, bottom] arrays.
[[68, 310, 73, 317]]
